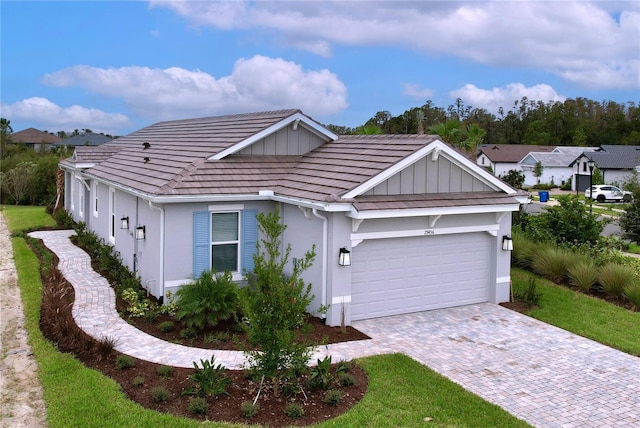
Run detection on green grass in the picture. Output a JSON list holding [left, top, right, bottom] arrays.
[[6, 206, 531, 427], [512, 268, 640, 356], [626, 243, 640, 254], [2, 205, 56, 231]]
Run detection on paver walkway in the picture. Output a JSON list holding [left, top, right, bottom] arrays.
[[30, 229, 640, 427]]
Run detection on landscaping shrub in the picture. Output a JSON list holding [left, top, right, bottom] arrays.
[[187, 356, 230, 397], [308, 356, 333, 390], [599, 263, 636, 297], [568, 261, 599, 293], [115, 355, 135, 370], [514, 277, 541, 307], [324, 389, 344, 407], [131, 376, 145, 387], [158, 321, 174, 332], [531, 247, 574, 283], [175, 270, 239, 331], [511, 230, 543, 269], [152, 386, 170, 403], [623, 283, 640, 310], [188, 397, 208, 415], [339, 373, 356, 386], [240, 401, 259, 418], [53, 208, 75, 229], [284, 403, 304, 419], [156, 365, 173, 379]]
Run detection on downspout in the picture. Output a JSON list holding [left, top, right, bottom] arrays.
[[148, 201, 165, 303], [312, 209, 328, 316]]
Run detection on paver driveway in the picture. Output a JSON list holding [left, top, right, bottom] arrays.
[[349, 305, 640, 428]]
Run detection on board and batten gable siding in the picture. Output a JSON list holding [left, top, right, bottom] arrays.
[[192, 209, 258, 279], [363, 153, 492, 196], [236, 126, 325, 156]]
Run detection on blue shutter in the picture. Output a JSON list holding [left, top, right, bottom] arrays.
[[193, 211, 210, 278], [241, 209, 258, 274]]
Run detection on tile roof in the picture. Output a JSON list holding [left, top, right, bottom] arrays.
[[523, 151, 583, 168], [11, 128, 61, 144], [477, 144, 553, 162], [587, 145, 640, 169], [58, 133, 112, 147]]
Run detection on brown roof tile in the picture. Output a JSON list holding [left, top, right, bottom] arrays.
[[11, 128, 61, 144]]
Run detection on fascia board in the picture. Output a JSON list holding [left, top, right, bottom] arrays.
[[347, 203, 521, 220], [343, 139, 516, 199], [210, 112, 338, 160]]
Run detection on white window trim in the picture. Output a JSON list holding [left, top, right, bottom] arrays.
[[109, 187, 116, 243], [70, 177, 75, 211], [210, 210, 242, 276], [78, 186, 84, 219], [93, 181, 99, 218]]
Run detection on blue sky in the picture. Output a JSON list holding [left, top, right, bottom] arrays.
[[1, 1, 639, 135]]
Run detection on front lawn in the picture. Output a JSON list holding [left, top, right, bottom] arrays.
[[511, 268, 640, 356], [7, 206, 530, 428]]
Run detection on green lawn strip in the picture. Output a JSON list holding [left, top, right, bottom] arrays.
[[325, 354, 530, 428], [511, 268, 640, 356], [2, 205, 56, 231], [626, 243, 640, 254], [8, 206, 530, 427]]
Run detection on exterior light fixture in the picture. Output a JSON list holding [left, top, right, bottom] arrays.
[[135, 225, 146, 240], [338, 247, 351, 266], [502, 235, 514, 251], [120, 216, 129, 229]]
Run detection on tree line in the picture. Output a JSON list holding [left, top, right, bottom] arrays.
[[328, 97, 640, 149]]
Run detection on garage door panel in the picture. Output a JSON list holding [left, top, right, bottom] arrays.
[[351, 233, 491, 321]]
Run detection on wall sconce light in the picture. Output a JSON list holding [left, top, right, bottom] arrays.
[[502, 235, 514, 251], [135, 225, 146, 240], [338, 247, 351, 266], [120, 216, 129, 229]]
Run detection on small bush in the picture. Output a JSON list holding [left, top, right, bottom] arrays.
[[188, 397, 208, 415], [156, 365, 173, 378], [152, 386, 170, 403], [338, 373, 356, 386], [336, 360, 351, 373], [623, 283, 640, 310], [158, 321, 174, 332], [115, 355, 135, 370], [284, 403, 305, 419], [188, 357, 230, 397], [203, 331, 231, 344], [308, 356, 333, 390], [599, 263, 636, 297], [176, 270, 239, 331], [515, 277, 541, 307], [180, 328, 198, 339], [131, 376, 145, 387], [324, 389, 344, 407], [53, 209, 75, 229], [568, 261, 599, 292], [240, 401, 259, 419], [95, 335, 117, 359]]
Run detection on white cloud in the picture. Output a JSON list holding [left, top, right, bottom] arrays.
[[0, 97, 130, 134], [42, 55, 348, 121], [449, 83, 566, 116], [150, 1, 640, 90], [403, 83, 434, 100]]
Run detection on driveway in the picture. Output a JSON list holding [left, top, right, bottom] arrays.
[[348, 304, 640, 428]]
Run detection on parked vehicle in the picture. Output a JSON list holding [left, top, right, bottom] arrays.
[[585, 185, 632, 203]]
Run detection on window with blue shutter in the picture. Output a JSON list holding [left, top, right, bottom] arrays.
[[193, 209, 258, 278], [242, 209, 258, 273]]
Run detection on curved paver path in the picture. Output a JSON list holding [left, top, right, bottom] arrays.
[[29, 229, 640, 427], [27, 230, 383, 369]]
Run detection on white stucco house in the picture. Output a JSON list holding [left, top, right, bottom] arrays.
[[520, 147, 598, 188], [60, 110, 527, 326], [476, 144, 554, 178], [571, 145, 640, 191]]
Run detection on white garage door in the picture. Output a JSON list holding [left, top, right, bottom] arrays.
[[351, 233, 491, 321]]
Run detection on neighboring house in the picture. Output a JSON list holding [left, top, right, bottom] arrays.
[[60, 110, 527, 326], [476, 144, 554, 177], [520, 147, 598, 188], [9, 128, 61, 150], [56, 133, 113, 148], [572, 145, 640, 191]]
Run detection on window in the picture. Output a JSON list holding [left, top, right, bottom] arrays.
[[211, 212, 240, 272], [109, 188, 116, 242], [93, 181, 99, 217], [583, 162, 587, 172]]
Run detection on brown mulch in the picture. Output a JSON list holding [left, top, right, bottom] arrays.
[[37, 250, 371, 427]]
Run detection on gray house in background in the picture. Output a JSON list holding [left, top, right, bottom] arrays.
[[59, 110, 526, 326], [572, 145, 640, 191], [56, 133, 113, 148]]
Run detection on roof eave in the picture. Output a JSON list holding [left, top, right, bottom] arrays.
[[347, 202, 522, 220]]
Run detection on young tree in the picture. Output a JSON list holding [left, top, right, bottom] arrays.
[[533, 161, 544, 185], [527, 196, 604, 245], [1, 161, 37, 204], [239, 209, 316, 396]]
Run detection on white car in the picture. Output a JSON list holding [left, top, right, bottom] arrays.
[[585, 185, 633, 203]]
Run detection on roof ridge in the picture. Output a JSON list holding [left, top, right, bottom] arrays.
[[158, 158, 207, 194]]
